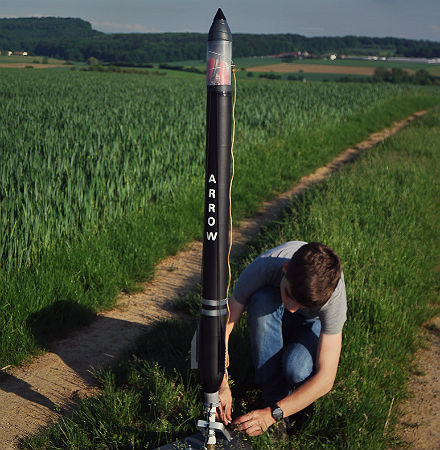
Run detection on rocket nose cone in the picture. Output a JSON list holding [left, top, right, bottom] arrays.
[[214, 8, 226, 21], [208, 8, 231, 41]]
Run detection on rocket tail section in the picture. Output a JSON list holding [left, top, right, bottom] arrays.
[[198, 310, 226, 393]]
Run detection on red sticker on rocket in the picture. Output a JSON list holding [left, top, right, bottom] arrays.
[[207, 56, 231, 86]]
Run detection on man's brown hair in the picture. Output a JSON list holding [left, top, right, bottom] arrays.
[[285, 242, 341, 310]]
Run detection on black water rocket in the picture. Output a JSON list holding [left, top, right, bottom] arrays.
[[194, 8, 233, 449], [199, 7, 232, 394]]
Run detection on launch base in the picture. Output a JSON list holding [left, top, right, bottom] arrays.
[[154, 430, 253, 450]]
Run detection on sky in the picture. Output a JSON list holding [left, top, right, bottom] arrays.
[[1, 0, 439, 41]]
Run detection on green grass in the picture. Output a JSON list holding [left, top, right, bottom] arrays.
[[98, 66, 204, 79], [1, 70, 439, 368], [23, 104, 440, 450], [243, 71, 370, 82], [0, 55, 69, 64]]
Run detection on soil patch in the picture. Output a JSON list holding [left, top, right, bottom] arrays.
[[0, 110, 433, 449]]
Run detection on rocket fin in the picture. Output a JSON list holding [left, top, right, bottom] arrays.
[[191, 328, 199, 370]]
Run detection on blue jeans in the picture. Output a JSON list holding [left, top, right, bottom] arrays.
[[247, 286, 321, 403]]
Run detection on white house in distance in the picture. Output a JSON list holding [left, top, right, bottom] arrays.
[[4, 51, 29, 56]]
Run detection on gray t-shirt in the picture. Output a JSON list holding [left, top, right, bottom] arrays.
[[232, 241, 347, 334]]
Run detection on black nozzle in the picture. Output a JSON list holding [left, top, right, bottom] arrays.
[[208, 8, 232, 41]]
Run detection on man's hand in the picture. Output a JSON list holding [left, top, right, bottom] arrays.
[[217, 296, 245, 425], [232, 407, 275, 436], [217, 376, 232, 425]]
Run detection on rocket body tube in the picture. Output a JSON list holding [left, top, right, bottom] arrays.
[[198, 9, 232, 396]]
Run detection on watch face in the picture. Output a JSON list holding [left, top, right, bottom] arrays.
[[272, 406, 283, 421]]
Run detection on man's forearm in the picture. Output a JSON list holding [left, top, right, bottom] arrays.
[[225, 295, 245, 352], [277, 374, 333, 417], [277, 328, 342, 418], [277, 369, 335, 417]]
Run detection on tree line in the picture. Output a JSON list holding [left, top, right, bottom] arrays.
[[1, 17, 439, 64]]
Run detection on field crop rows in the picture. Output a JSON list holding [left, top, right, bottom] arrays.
[[0, 69, 439, 368], [1, 69, 437, 270], [0, 71, 204, 269]]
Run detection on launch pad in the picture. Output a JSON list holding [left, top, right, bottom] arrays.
[[155, 430, 253, 450]]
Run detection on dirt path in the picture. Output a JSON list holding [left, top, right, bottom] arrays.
[[0, 111, 433, 449], [395, 316, 440, 449]]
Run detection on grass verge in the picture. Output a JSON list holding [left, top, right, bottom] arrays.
[[23, 105, 440, 449]]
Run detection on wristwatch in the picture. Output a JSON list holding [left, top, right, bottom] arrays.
[[269, 402, 284, 422]]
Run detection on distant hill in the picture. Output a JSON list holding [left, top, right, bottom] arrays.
[[0, 17, 99, 61], [1, 17, 439, 64], [0, 17, 97, 46]]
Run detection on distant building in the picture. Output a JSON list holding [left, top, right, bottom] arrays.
[[330, 54, 337, 60], [267, 51, 311, 59], [7, 51, 12, 56], [13, 51, 28, 56]]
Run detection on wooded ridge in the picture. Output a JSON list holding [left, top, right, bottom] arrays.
[[1, 17, 439, 64]]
